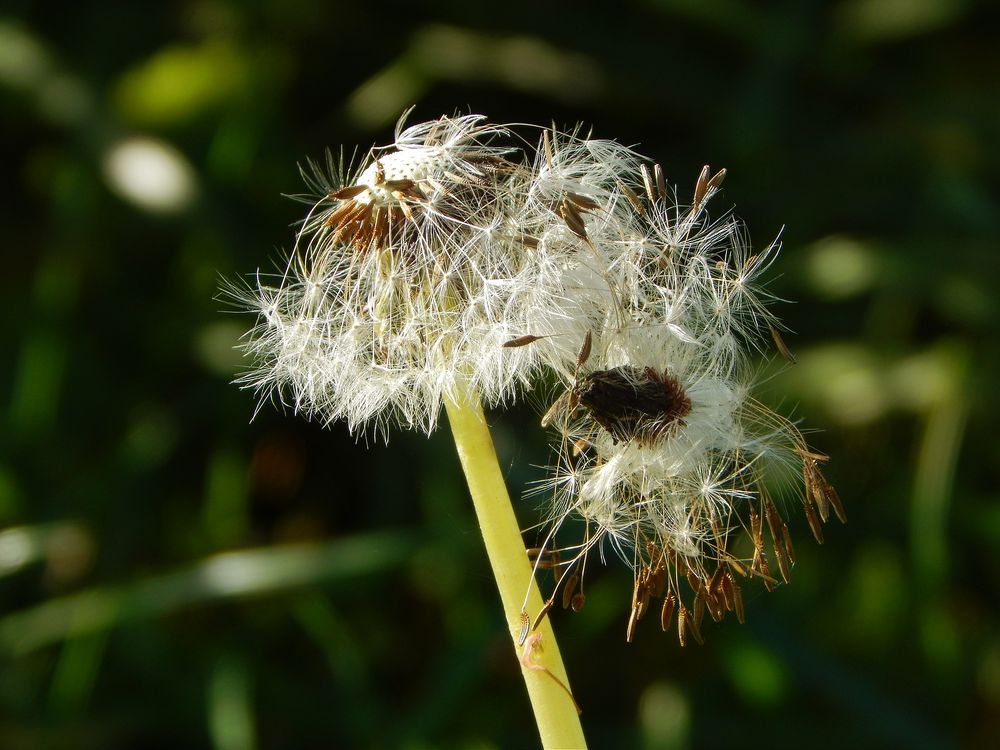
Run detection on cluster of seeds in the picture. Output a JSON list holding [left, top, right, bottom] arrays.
[[238, 112, 843, 646], [518, 151, 845, 646]]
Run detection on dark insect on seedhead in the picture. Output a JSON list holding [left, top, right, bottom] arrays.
[[540, 333, 692, 446], [574, 365, 691, 446]]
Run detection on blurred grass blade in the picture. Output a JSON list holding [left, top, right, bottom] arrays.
[[48, 630, 109, 716], [911, 351, 969, 671], [208, 654, 256, 750], [0, 530, 415, 656], [911, 376, 968, 590], [291, 594, 379, 742]]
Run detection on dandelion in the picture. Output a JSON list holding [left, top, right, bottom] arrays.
[[233, 112, 841, 746], [233, 112, 591, 747]]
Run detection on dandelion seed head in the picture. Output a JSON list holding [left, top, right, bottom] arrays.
[[229, 112, 842, 647], [528, 158, 843, 645], [233, 114, 540, 436]]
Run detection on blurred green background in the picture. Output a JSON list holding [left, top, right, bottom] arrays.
[[2, 1, 998, 748]]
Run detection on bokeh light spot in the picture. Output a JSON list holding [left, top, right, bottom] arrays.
[[638, 680, 690, 750], [804, 235, 878, 299], [102, 136, 197, 214]]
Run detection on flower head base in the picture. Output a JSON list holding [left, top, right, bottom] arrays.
[[313, 115, 518, 253]]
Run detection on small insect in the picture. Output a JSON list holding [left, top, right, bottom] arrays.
[[541, 332, 692, 447]]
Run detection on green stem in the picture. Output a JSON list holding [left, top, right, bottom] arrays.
[[444, 377, 587, 749]]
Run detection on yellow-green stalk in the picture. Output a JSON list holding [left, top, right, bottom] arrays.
[[444, 377, 586, 749]]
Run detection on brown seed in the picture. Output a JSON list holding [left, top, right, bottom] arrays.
[[577, 331, 592, 371], [385, 177, 417, 194], [566, 192, 600, 212], [558, 199, 589, 241], [630, 578, 642, 609], [626, 604, 639, 643], [660, 591, 676, 632], [708, 594, 724, 623], [329, 184, 368, 201], [726, 557, 747, 578], [773, 537, 791, 584], [707, 568, 726, 622], [765, 501, 791, 583], [620, 180, 646, 216], [395, 198, 414, 222], [805, 462, 831, 523], [688, 601, 705, 645], [798, 447, 830, 462], [753, 549, 775, 592], [527, 547, 561, 569], [827, 482, 847, 523], [686, 569, 702, 596], [562, 571, 579, 610], [325, 198, 364, 231], [803, 500, 825, 544], [654, 163, 667, 202], [720, 571, 735, 612], [706, 167, 727, 193], [518, 610, 531, 645], [764, 501, 783, 545], [709, 565, 726, 598], [636, 582, 651, 621], [647, 566, 666, 599], [677, 604, 688, 647], [503, 334, 545, 348], [782, 522, 796, 565], [693, 165, 710, 206], [531, 600, 554, 634], [749, 506, 764, 550], [641, 164, 656, 204], [730, 576, 746, 624], [516, 232, 540, 249]]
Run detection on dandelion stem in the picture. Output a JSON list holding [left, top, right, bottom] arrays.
[[444, 376, 587, 749]]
